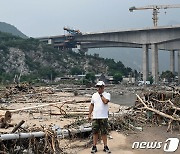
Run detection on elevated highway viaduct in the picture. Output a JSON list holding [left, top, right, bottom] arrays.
[[38, 26, 180, 84]]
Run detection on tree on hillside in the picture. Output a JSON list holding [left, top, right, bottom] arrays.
[[38, 67, 58, 80], [160, 70, 175, 82], [113, 72, 123, 84], [85, 72, 96, 83], [70, 67, 84, 75], [104, 58, 133, 77]]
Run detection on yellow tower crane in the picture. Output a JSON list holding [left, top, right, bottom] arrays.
[[129, 4, 180, 27]]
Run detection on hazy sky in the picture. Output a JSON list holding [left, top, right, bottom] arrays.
[[1, 0, 180, 37]]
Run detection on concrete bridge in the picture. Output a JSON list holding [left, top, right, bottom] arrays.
[[38, 26, 180, 84]]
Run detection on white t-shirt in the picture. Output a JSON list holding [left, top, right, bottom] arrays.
[[91, 92, 111, 119]]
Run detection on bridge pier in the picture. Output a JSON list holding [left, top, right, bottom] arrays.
[[142, 44, 149, 83], [151, 44, 159, 84], [170, 50, 175, 74], [178, 51, 180, 84]]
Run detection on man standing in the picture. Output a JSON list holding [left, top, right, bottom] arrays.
[[88, 81, 111, 153]]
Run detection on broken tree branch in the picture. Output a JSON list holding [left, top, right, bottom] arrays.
[[11, 120, 25, 133], [136, 94, 180, 121]]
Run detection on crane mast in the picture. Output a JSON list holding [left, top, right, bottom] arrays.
[[129, 4, 180, 27]]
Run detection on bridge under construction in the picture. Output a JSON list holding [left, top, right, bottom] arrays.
[[37, 25, 180, 85]]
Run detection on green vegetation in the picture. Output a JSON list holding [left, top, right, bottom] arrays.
[[0, 22, 27, 38], [104, 58, 132, 76], [160, 70, 175, 82], [0, 32, 39, 51], [85, 72, 96, 83], [147, 76, 153, 84], [113, 73, 123, 84], [70, 67, 84, 75], [38, 66, 58, 80]]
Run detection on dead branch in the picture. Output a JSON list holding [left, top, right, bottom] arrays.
[[136, 94, 180, 121]]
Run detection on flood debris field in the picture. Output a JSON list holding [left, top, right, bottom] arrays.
[[0, 83, 179, 153], [0, 84, 121, 153]]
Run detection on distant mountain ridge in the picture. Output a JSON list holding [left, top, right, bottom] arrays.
[[0, 22, 27, 38]]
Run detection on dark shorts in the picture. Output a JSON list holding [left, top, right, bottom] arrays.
[[92, 119, 108, 135]]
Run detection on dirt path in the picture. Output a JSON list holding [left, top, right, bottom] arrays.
[[78, 131, 134, 154], [77, 125, 180, 154]]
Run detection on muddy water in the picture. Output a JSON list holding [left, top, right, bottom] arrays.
[[111, 93, 136, 106]]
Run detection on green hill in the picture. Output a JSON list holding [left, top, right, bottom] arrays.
[[0, 22, 27, 38], [0, 31, 134, 84]]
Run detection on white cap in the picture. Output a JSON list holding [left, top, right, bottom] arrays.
[[96, 81, 105, 86]]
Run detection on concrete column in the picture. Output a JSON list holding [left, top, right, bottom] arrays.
[[178, 51, 180, 84], [151, 44, 159, 84], [170, 50, 175, 74], [142, 44, 149, 83]]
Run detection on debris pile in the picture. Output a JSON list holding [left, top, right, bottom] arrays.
[[109, 88, 180, 133], [0, 126, 63, 154], [1, 83, 34, 99], [0, 84, 92, 153]]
